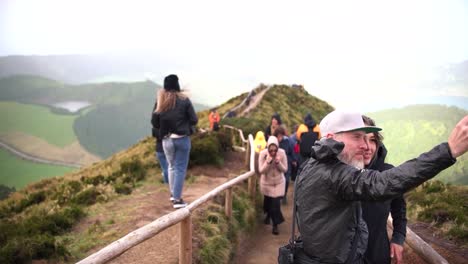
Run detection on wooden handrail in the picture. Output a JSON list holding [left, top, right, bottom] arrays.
[[387, 216, 448, 264], [77, 133, 256, 264], [222, 125, 248, 143]]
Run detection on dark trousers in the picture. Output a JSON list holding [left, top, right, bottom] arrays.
[[263, 196, 285, 225]]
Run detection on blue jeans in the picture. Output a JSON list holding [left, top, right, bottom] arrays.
[[156, 151, 169, 184], [163, 136, 191, 200]]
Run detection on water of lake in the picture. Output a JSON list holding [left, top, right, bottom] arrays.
[[53, 101, 91, 113]]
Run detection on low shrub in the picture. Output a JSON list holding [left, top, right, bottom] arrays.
[[190, 133, 224, 166], [81, 175, 106, 186], [113, 183, 133, 195], [0, 205, 84, 263], [71, 187, 100, 206], [120, 159, 146, 182]]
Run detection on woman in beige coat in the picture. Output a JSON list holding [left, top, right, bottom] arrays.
[[258, 136, 288, 235]]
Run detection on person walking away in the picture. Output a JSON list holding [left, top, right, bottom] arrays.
[[273, 126, 295, 204], [208, 108, 220, 131], [151, 102, 169, 185], [258, 136, 288, 235], [296, 113, 321, 168], [294, 110, 468, 263], [152, 74, 198, 209], [362, 115, 406, 264]]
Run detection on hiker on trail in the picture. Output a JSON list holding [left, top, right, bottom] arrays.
[[253, 131, 267, 174], [294, 110, 468, 263], [264, 113, 283, 140], [289, 124, 300, 181], [151, 103, 169, 185], [254, 131, 267, 153], [295, 113, 321, 168], [361, 115, 407, 264], [151, 74, 198, 209], [258, 136, 288, 235], [273, 126, 295, 204], [208, 108, 220, 131]]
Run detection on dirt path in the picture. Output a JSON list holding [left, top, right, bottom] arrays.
[[239, 88, 269, 117], [234, 183, 295, 264], [79, 151, 246, 264], [0, 140, 82, 168]]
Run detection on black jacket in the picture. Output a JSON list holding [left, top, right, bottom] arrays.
[[151, 103, 164, 152], [362, 144, 407, 264], [151, 97, 198, 138], [295, 138, 455, 263]]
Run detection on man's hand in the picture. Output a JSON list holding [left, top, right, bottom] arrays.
[[390, 243, 404, 264], [448, 115, 468, 158]]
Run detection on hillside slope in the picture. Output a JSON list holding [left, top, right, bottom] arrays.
[[368, 105, 468, 184]]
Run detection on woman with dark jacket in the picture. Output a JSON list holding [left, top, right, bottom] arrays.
[[151, 74, 198, 209], [362, 115, 407, 264]]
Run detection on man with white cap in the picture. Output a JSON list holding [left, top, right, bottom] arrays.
[[293, 110, 468, 263]]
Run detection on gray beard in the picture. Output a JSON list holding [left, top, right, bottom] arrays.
[[338, 152, 365, 170]]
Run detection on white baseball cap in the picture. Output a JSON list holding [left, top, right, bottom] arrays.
[[319, 110, 382, 137]]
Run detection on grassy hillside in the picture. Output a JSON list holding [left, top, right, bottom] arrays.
[[367, 105, 468, 184], [0, 102, 77, 147], [0, 128, 235, 263], [197, 84, 334, 136]]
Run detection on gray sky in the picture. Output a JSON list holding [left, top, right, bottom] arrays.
[[1, 0, 468, 110]]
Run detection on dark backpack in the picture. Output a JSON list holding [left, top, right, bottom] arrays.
[[299, 131, 319, 157]]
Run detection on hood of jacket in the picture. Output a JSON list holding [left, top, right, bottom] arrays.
[[310, 138, 344, 161], [304, 113, 316, 128], [366, 142, 388, 170], [267, 135, 279, 148]]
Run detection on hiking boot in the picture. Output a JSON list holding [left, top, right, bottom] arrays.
[[173, 199, 187, 209], [272, 225, 279, 235]]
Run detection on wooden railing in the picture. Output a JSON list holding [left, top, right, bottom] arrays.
[[77, 129, 256, 264]]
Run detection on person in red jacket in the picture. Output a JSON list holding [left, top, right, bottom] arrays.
[[208, 108, 220, 131]]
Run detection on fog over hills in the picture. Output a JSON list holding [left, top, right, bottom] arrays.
[[2, 54, 467, 111]]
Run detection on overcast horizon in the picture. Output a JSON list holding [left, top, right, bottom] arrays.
[[1, 0, 467, 112]]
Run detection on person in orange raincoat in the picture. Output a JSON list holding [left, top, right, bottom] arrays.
[[209, 108, 220, 131]]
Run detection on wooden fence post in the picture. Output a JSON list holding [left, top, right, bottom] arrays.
[[225, 188, 233, 219], [244, 141, 250, 168], [179, 216, 192, 264]]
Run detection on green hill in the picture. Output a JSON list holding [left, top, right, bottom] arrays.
[[197, 84, 334, 136], [0, 75, 209, 157], [367, 105, 468, 184]]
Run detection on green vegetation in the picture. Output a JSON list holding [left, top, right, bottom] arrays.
[[0, 101, 77, 147], [0, 148, 75, 189], [0, 131, 235, 262], [0, 185, 15, 200], [194, 186, 257, 264], [368, 105, 468, 184], [406, 180, 468, 245], [189, 132, 233, 167], [0, 75, 209, 159]]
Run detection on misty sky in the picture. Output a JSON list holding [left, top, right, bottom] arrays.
[[1, 0, 468, 111]]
